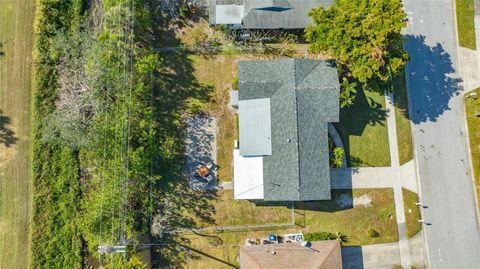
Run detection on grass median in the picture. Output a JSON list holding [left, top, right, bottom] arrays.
[[456, 0, 476, 49], [393, 71, 413, 165], [403, 188, 422, 238], [465, 88, 480, 210]]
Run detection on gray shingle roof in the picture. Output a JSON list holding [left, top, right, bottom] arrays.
[[238, 58, 340, 201], [243, 0, 332, 29], [209, 0, 333, 29]]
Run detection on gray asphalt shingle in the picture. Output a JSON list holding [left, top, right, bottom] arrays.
[[238, 58, 340, 201], [209, 0, 332, 29]]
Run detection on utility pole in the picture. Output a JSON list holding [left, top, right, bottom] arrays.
[[98, 245, 127, 254]]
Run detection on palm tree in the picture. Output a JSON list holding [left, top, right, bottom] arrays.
[[332, 232, 348, 246], [340, 77, 357, 108]]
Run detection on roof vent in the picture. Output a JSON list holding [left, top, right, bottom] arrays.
[[301, 241, 312, 249]]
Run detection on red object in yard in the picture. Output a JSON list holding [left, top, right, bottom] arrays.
[[196, 166, 209, 177]]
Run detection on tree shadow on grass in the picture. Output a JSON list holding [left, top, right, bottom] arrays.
[[144, 1, 225, 268], [336, 88, 387, 167], [0, 109, 17, 147], [403, 35, 461, 123], [254, 189, 354, 213], [392, 70, 411, 121]]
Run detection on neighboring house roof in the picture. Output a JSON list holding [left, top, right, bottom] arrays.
[[238, 58, 340, 201], [239, 240, 343, 269], [209, 0, 332, 29]]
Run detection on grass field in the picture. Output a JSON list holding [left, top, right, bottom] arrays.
[[338, 89, 391, 167], [465, 88, 480, 210], [402, 188, 422, 238], [456, 0, 476, 49], [181, 188, 398, 269], [0, 1, 35, 268], [393, 71, 413, 165]]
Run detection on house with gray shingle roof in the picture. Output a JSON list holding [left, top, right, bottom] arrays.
[[208, 0, 332, 29], [233, 58, 340, 201]]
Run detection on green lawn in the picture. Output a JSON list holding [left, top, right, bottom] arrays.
[[190, 55, 240, 182], [0, 1, 35, 269], [402, 188, 422, 238], [179, 189, 398, 269], [465, 88, 480, 210], [393, 71, 414, 165], [191, 190, 292, 227], [338, 89, 391, 167], [456, 0, 476, 49]]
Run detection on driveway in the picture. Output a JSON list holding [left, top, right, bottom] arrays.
[[341, 232, 425, 269], [403, 0, 480, 268]]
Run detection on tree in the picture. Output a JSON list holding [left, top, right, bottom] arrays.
[[305, 0, 408, 84], [340, 77, 357, 108], [127, 255, 147, 269], [332, 232, 349, 245], [331, 147, 344, 168]]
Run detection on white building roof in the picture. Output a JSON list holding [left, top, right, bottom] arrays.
[[215, 5, 244, 24], [233, 149, 264, 200], [239, 98, 272, 156]]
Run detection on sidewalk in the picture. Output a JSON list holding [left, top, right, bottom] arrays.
[[386, 90, 412, 269], [330, 160, 417, 192], [458, 0, 480, 91]]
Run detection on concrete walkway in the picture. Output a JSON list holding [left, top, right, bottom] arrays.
[[219, 181, 233, 190], [458, 0, 480, 92], [475, 0, 480, 52], [342, 231, 426, 269], [457, 47, 480, 91], [386, 90, 412, 269], [330, 160, 417, 192]]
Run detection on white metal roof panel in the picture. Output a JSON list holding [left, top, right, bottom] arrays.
[[239, 98, 272, 156], [215, 5, 244, 24], [233, 149, 264, 200]]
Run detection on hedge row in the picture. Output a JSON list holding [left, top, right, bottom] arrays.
[[31, 1, 85, 268]]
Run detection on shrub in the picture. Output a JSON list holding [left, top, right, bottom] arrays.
[[304, 232, 336, 241], [31, 1, 85, 268], [368, 228, 380, 237], [232, 76, 238, 91]]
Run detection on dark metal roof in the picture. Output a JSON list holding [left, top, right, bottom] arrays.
[[238, 58, 340, 201]]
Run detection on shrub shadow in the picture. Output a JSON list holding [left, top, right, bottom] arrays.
[[0, 109, 17, 147]]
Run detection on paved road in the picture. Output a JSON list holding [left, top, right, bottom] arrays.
[[404, 0, 480, 268]]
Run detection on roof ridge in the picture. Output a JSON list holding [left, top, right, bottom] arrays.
[[293, 59, 302, 201], [294, 58, 319, 87]]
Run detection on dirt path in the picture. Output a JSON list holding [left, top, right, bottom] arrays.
[[0, 1, 35, 268]]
